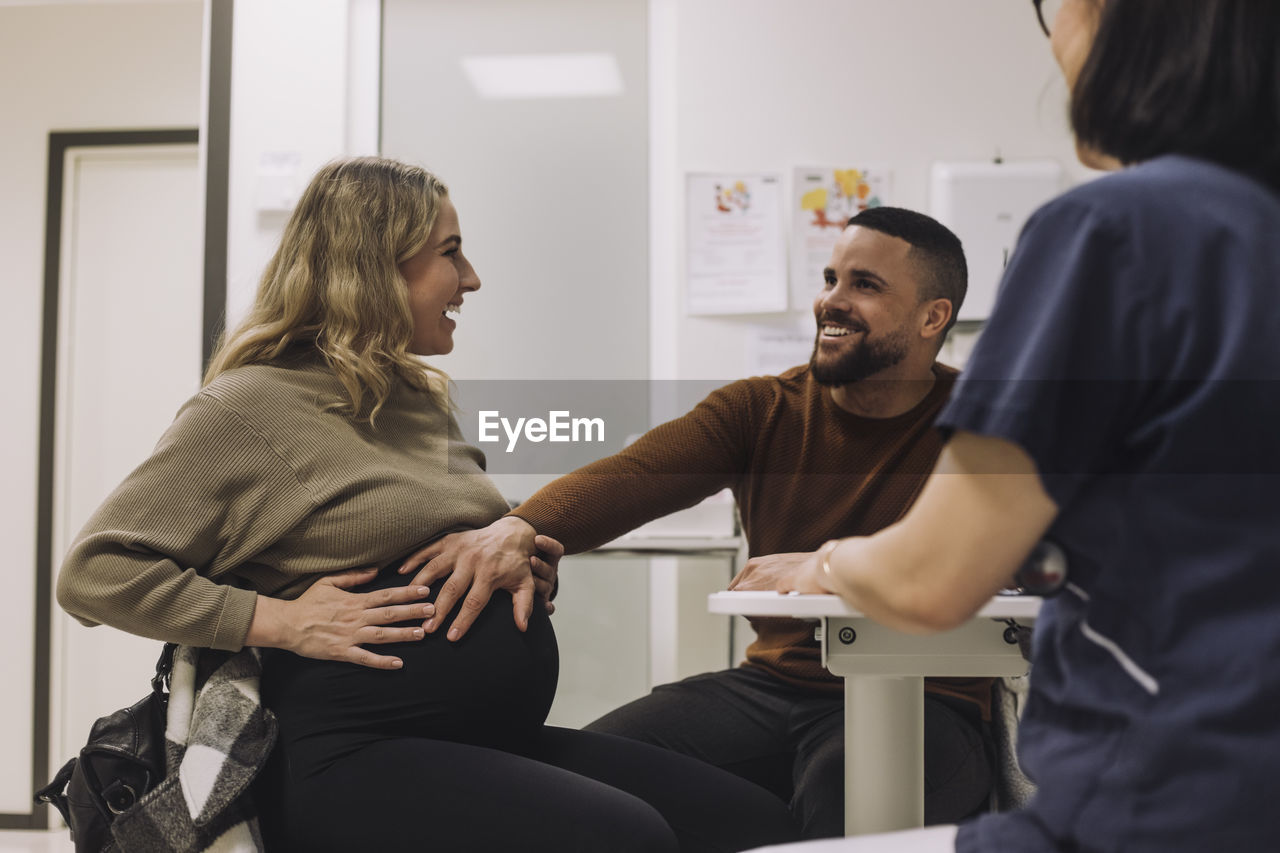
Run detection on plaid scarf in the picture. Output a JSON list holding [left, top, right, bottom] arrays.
[[110, 646, 277, 852]]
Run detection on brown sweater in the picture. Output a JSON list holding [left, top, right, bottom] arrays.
[[57, 360, 510, 651], [514, 362, 992, 716]]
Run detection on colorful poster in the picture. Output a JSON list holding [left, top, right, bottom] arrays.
[[790, 166, 890, 309], [686, 173, 786, 315]]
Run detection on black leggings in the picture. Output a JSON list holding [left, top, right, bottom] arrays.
[[256, 569, 798, 852], [587, 666, 994, 838]]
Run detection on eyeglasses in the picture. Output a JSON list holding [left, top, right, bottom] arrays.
[[1033, 0, 1062, 37]]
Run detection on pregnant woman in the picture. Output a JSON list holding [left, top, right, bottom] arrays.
[[57, 156, 798, 852]]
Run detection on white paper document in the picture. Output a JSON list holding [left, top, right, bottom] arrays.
[[686, 173, 786, 315]]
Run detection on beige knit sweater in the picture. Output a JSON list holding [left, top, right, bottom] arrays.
[[57, 359, 509, 651]]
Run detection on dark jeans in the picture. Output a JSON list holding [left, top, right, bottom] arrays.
[[586, 666, 994, 838], [256, 570, 798, 852]]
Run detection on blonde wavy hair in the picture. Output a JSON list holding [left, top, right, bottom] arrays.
[[204, 157, 449, 422]]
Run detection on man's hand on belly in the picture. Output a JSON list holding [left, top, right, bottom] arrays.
[[398, 517, 563, 641]]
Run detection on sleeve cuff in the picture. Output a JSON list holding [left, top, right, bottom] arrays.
[[937, 396, 1086, 510], [212, 586, 260, 651]]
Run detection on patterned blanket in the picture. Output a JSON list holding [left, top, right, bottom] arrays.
[[111, 646, 277, 852]]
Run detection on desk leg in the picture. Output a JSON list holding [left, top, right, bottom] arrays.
[[844, 675, 925, 836]]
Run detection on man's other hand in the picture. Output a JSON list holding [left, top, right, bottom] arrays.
[[728, 552, 813, 591]]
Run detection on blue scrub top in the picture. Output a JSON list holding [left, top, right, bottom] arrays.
[[942, 156, 1280, 853]]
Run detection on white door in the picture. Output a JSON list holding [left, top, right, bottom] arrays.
[[49, 145, 202, 771]]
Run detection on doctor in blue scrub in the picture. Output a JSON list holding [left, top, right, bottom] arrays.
[[755, 1, 1280, 851]]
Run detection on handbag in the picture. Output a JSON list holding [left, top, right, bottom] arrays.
[[35, 643, 176, 853]]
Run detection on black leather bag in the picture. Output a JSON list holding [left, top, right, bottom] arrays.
[[35, 644, 176, 852]]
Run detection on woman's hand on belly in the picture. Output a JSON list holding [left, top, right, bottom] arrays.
[[398, 517, 562, 641], [247, 567, 435, 669]]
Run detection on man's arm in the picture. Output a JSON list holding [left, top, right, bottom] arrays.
[[781, 430, 1058, 633], [401, 380, 767, 638], [509, 380, 764, 553]]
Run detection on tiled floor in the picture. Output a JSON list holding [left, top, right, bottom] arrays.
[[0, 830, 73, 853]]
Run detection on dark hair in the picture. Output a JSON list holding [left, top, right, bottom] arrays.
[[846, 206, 967, 336], [1072, 0, 1280, 191]]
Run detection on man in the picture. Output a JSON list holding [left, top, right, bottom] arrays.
[[415, 207, 988, 838]]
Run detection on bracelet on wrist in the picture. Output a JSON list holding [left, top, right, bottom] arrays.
[[818, 539, 841, 587]]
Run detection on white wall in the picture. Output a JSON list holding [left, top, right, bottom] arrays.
[[224, 0, 378, 326], [650, 0, 1093, 380], [379, 0, 651, 386], [0, 0, 202, 816]]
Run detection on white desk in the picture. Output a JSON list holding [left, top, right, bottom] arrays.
[[708, 591, 1040, 836], [596, 535, 743, 559]]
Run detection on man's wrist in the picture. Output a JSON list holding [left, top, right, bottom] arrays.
[[497, 514, 536, 535]]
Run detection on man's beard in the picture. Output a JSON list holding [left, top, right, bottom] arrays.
[[809, 324, 911, 386]]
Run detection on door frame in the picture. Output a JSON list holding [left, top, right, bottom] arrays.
[[18, 128, 203, 829]]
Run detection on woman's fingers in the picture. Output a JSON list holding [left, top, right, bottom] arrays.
[[357, 624, 427, 644], [360, 600, 435, 626], [333, 593, 432, 667], [280, 573, 444, 669], [364, 584, 433, 607], [345, 647, 405, 670]]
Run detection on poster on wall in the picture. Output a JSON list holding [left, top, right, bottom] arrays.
[[685, 173, 786, 315], [790, 165, 891, 309], [745, 317, 816, 376]]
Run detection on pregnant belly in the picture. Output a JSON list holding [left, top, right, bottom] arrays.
[[262, 568, 559, 749]]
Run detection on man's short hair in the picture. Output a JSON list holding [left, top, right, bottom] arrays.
[[845, 206, 967, 336], [1072, 0, 1280, 192]]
